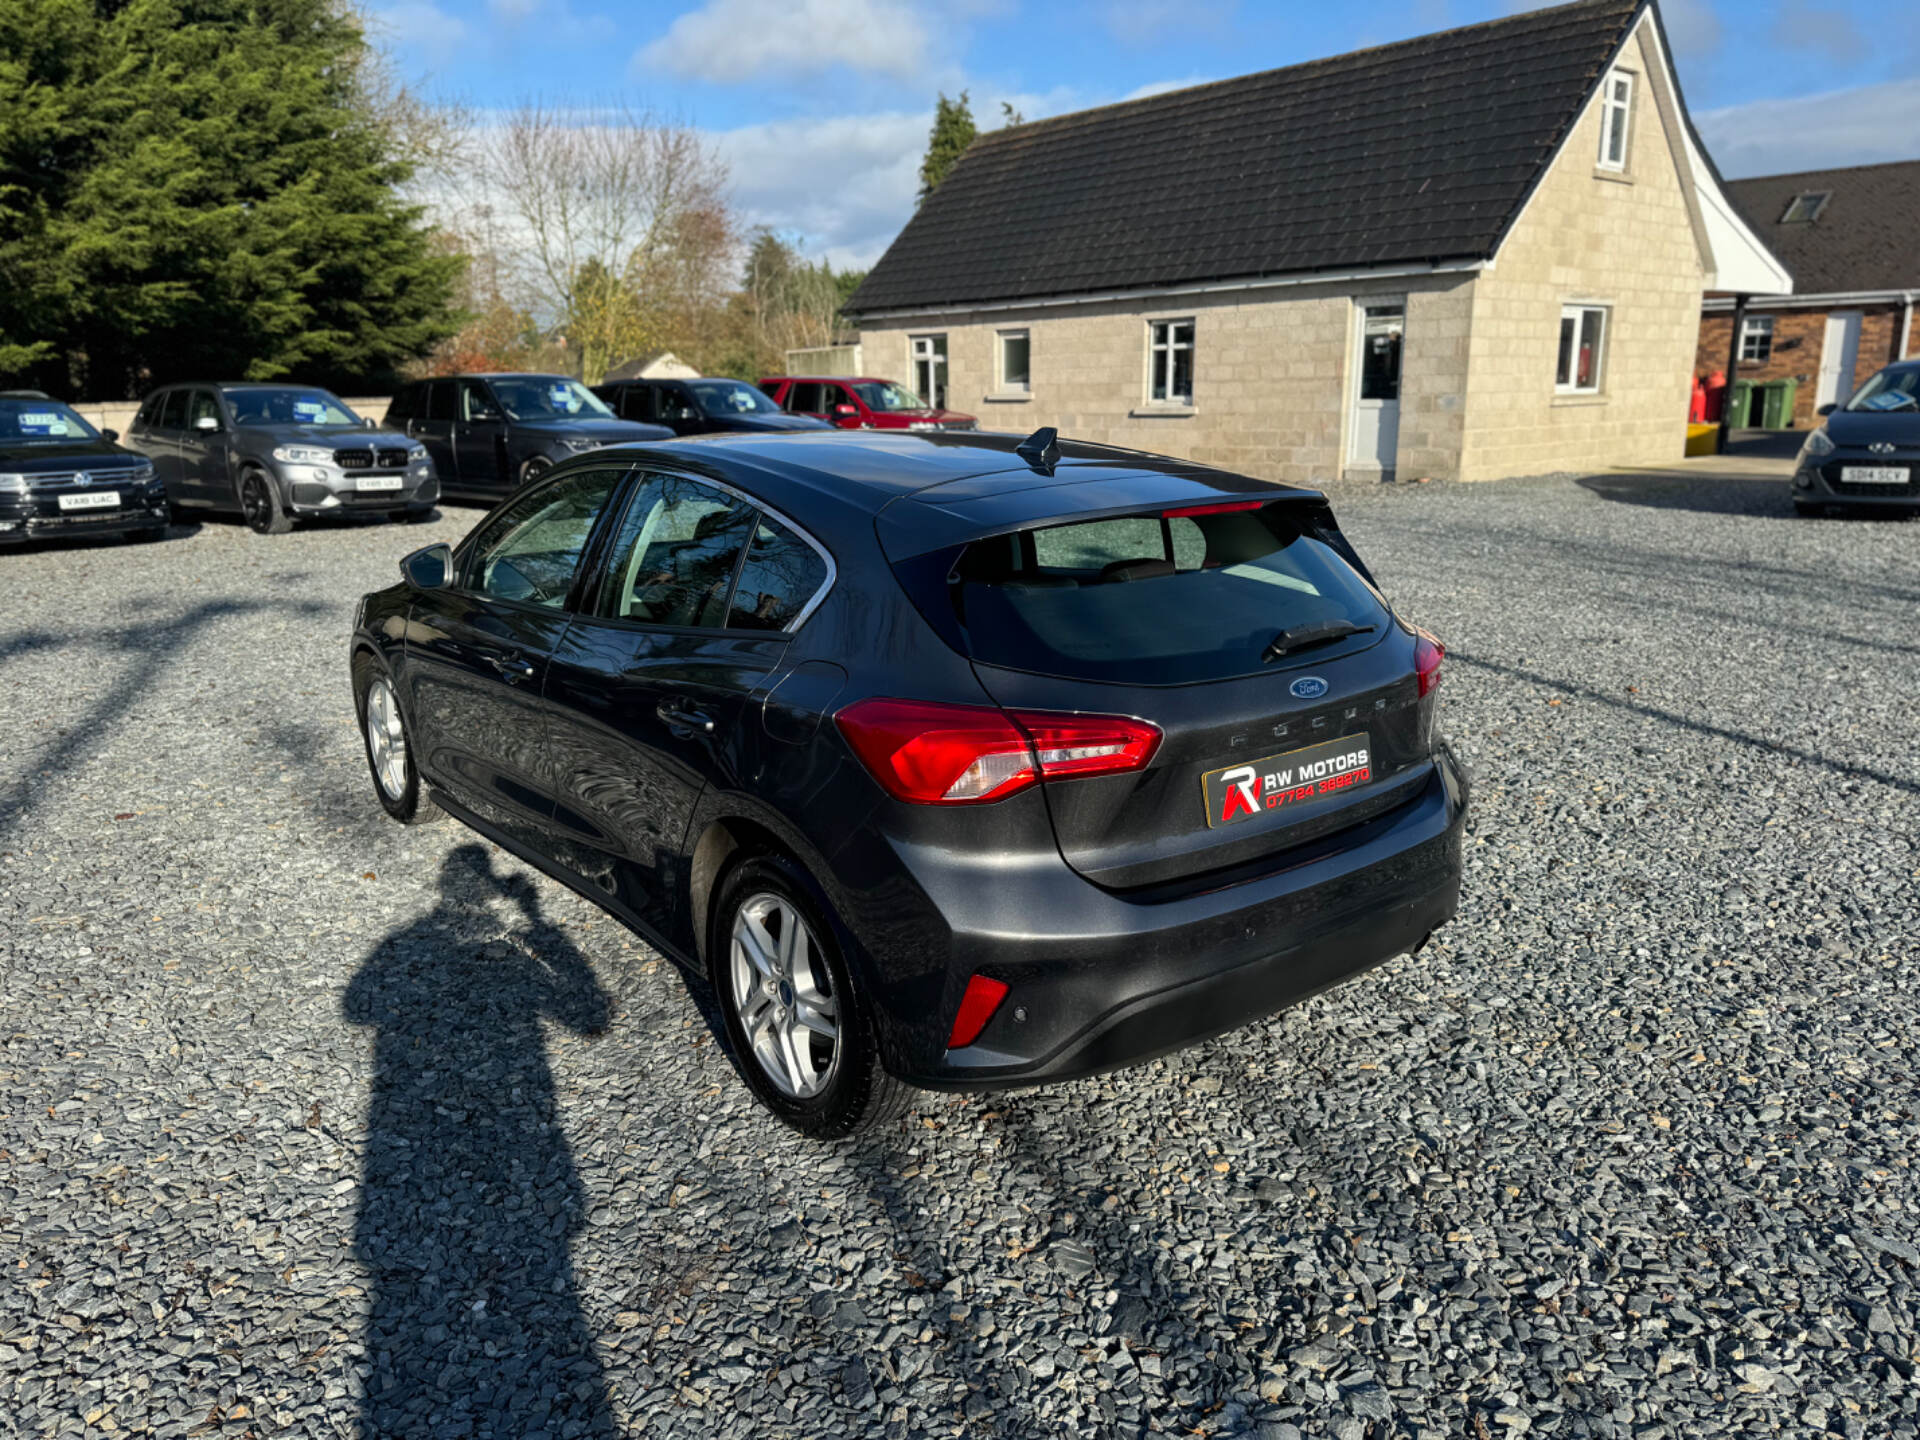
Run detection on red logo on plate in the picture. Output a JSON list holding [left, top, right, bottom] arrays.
[[1219, 765, 1262, 822]]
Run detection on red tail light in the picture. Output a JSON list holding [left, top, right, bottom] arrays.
[[835, 698, 1161, 805], [1162, 499, 1266, 518], [1414, 632, 1445, 698], [948, 974, 1009, 1048]]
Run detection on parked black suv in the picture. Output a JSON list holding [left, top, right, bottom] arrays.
[[1, 394, 170, 546], [349, 427, 1467, 1137], [385, 374, 671, 503], [593, 376, 834, 436], [125, 383, 436, 535]]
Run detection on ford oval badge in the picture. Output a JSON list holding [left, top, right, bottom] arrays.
[[1289, 676, 1329, 700]]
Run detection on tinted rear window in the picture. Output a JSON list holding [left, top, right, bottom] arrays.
[[948, 505, 1385, 684]]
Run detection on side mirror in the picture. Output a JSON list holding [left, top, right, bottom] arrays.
[[194, 415, 221, 432], [1816, 403, 1836, 416], [400, 542, 453, 590], [101, 428, 119, 443], [364, 416, 377, 429], [833, 404, 858, 417]]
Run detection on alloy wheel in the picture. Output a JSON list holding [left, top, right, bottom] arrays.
[[363, 677, 408, 801], [729, 893, 840, 1098], [241, 474, 272, 533]]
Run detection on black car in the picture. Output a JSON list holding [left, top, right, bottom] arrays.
[[593, 376, 835, 436], [1793, 360, 1920, 515], [1, 394, 170, 546], [348, 428, 1468, 1137], [384, 374, 671, 503], [125, 383, 437, 535]]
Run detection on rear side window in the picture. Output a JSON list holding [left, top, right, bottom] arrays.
[[158, 390, 187, 430], [425, 380, 455, 421], [386, 384, 417, 421], [948, 504, 1386, 684], [786, 382, 821, 412], [728, 516, 829, 630], [595, 472, 756, 628]]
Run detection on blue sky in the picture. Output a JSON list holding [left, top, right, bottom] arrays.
[[369, 0, 1920, 268]]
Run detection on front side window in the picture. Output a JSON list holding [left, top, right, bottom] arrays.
[[657, 386, 698, 423], [459, 379, 503, 423], [1148, 319, 1195, 405], [1598, 70, 1632, 171], [158, 390, 188, 431], [385, 384, 418, 422], [595, 472, 757, 628], [850, 380, 924, 412], [488, 376, 613, 421], [689, 379, 782, 415], [998, 329, 1031, 393], [187, 391, 223, 431], [425, 380, 455, 422], [1740, 315, 1775, 364], [1556, 304, 1609, 394], [910, 334, 947, 408], [464, 467, 625, 608], [0, 398, 100, 443]]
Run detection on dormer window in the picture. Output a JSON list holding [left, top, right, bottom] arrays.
[[1597, 70, 1632, 171], [1782, 191, 1830, 223]]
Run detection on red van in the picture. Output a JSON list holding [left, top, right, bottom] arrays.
[[759, 376, 976, 432]]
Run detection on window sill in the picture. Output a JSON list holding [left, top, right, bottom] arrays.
[[1551, 391, 1610, 407], [1593, 168, 1634, 185], [1130, 404, 1196, 418], [983, 392, 1033, 403]]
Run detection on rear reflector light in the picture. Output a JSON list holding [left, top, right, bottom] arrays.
[[1414, 632, 1444, 697], [835, 698, 1162, 805], [948, 974, 1009, 1048], [1162, 499, 1266, 518]]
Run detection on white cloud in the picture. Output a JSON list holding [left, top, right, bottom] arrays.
[[365, 2, 468, 60], [636, 0, 932, 84], [1696, 77, 1920, 177]]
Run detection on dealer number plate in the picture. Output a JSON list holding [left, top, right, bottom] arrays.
[[356, 475, 403, 492], [58, 490, 120, 510], [1200, 732, 1373, 828], [1842, 466, 1907, 485]]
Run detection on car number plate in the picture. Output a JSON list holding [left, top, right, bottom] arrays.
[[356, 475, 403, 492], [1841, 465, 1907, 485], [57, 490, 120, 510], [1201, 732, 1373, 828]]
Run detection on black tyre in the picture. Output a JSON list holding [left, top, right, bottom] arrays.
[[352, 655, 441, 825], [520, 456, 552, 487], [240, 468, 293, 535], [710, 853, 913, 1139]]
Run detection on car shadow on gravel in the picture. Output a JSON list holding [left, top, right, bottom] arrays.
[[342, 843, 617, 1439], [1574, 472, 1801, 518]]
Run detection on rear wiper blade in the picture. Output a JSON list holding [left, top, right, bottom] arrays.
[[1263, 620, 1373, 663]]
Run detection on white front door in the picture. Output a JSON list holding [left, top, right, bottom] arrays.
[[1817, 311, 1863, 409], [1350, 302, 1404, 475]]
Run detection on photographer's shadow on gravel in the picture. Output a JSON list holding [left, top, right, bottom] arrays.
[[343, 843, 616, 1439]]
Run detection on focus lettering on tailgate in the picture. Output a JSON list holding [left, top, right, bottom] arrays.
[[1201, 733, 1372, 828]]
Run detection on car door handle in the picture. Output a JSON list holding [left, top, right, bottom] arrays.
[[487, 654, 536, 683], [656, 701, 715, 733]]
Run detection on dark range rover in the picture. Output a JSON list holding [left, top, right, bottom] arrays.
[[0, 393, 170, 546], [385, 374, 671, 503], [126, 383, 436, 535]]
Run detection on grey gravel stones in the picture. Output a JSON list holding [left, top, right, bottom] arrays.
[[2, 475, 1919, 1438]]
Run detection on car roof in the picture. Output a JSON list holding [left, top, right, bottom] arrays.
[[762, 376, 887, 385], [579, 429, 1320, 556]]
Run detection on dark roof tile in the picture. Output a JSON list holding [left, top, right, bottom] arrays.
[[1726, 160, 1920, 296]]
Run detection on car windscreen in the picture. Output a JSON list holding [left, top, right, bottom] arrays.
[[0, 399, 99, 444], [490, 377, 614, 421], [945, 503, 1388, 685], [225, 387, 360, 427], [689, 379, 781, 415], [1846, 369, 1920, 413], [851, 381, 926, 412]]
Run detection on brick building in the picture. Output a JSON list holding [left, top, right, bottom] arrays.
[[844, 0, 1788, 484], [1697, 160, 1920, 429]]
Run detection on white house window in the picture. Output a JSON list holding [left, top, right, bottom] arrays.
[[910, 334, 947, 408], [997, 329, 1031, 393], [1781, 191, 1829, 223], [1597, 70, 1632, 171], [1739, 315, 1775, 363], [1148, 319, 1194, 405], [1556, 304, 1608, 394]]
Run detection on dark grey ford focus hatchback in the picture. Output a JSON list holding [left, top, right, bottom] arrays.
[[348, 428, 1468, 1136]]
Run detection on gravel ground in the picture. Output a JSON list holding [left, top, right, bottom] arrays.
[[2, 472, 1917, 1440]]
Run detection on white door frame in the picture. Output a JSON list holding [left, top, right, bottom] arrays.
[[1346, 298, 1406, 477], [1817, 310, 1863, 410]]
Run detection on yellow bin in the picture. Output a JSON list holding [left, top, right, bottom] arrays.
[[1685, 422, 1719, 457]]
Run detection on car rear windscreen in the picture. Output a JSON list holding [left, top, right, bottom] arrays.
[[948, 504, 1387, 684]]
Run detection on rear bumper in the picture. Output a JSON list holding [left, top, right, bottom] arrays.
[[877, 746, 1469, 1090]]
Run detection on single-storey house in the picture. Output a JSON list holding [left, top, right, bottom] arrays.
[[603, 351, 700, 382], [844, 0, 1789, 484], [1696, 160, 1919, 429]]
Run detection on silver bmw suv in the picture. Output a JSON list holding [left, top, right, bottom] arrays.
[[126, 383, 438, 535]]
